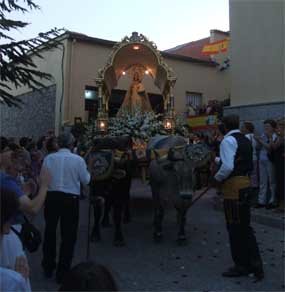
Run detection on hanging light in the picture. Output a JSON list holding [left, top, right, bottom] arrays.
[[145, 70, 149, 75], [97, 113, 108, 134], [122, 71, 126, 75], [133, 45, 140, 50], [163, 114, 175, 132]]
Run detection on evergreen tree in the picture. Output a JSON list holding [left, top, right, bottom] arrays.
[[0, 0, 63, 106]]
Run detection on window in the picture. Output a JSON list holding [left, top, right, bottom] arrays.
[[186, 91, 202, 108], [84, 86, 98, 122]]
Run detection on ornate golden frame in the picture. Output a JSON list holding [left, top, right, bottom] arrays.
[[95, 32, 177, 117]]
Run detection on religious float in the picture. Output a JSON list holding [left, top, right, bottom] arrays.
[[81, 32, 210, 248], [82, 32, 190, 169]]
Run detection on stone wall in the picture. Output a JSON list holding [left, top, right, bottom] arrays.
[[224, 101, 285, 133], [0, 85, 56, 139]]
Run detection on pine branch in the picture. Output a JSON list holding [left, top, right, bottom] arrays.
[[0, 1, 63, 106]]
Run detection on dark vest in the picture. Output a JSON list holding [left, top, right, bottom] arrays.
[[230, 132, 253, 177]]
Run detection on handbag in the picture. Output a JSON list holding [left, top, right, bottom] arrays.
[[11, 216, 42, 253]]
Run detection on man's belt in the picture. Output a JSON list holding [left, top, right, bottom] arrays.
[[221, 176, 250, 200]]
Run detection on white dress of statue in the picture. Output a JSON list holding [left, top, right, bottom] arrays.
[[117, 68, 153, 116]]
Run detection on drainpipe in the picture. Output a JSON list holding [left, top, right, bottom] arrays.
[[58, 41, 66, 134]]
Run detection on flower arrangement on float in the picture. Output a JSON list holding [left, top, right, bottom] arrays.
[[82, 107, 191, 158]]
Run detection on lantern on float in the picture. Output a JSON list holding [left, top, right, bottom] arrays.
[[96, 112, 108, 134], [163, 114, 175, 132]]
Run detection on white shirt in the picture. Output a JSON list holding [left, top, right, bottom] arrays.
[[214, 129, 240, 182], [0, 229, 31, 291], [0, 267, 31, 292], [43, 149, 90, 195]]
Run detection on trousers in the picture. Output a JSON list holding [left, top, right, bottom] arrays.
[[258, 159, 276, 204], [42, 191, 79, 275], [224, 199, 263, 273]]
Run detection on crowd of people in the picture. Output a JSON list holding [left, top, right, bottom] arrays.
[[0, 116, 284, 290], [191, 118, 285, 210], [0, 131, 118, 291]]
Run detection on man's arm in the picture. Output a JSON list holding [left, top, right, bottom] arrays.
[[214, 137, 237, 182], [19, 167, 51, 215], [78, 157, 91, 185]]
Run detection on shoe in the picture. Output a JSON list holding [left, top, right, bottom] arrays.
[[254, 204, 265, 209], [222, 266, 250, 277]]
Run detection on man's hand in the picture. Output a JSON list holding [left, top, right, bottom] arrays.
[[14, 255, 30, 279], [22, 179, 37, 197]]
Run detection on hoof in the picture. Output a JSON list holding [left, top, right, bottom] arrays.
[[153, 232, 163, 243], [176, 235, 187, 245]]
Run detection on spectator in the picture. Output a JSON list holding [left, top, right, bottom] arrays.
[[8, 142, 20, 151], [254, 120, 278, 209], [19, 137, 32, 166], [0, 136, 9, 152], [46, 137, 59, 154], [41, 132, 91, 284], [0, 150, 51, 217], [270, 118, 285, 210], [59, 262, 118, 291], [37, 136, 47, 157], [27, 142, 44, 179], [241, 122, 258, 189], [0, 150, 50, 277], [0, 188, 31, 292]]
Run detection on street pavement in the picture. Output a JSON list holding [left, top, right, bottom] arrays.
[[28, 179, 285, 291]]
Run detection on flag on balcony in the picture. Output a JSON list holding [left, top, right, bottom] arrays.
[[202, 38, 229, 55]]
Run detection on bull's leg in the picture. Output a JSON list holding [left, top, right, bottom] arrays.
[[102, 196, 112, 228], [91, 197, 104, 242], [153, 205, 164, 242], [174, 199, 191, 245], [177, 209, 187, 243], [123, 190, 131, 224], [113, 200, 125, 247], [123, 201, 131, 224]]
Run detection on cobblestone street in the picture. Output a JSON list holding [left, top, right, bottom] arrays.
[[28, 180, 284, 291]]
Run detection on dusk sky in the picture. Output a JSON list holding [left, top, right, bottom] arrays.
[[8, 0, 229, 50]]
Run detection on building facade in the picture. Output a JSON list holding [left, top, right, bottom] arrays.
[[1, 31, 230, 138], [225, 0, 285, 132]]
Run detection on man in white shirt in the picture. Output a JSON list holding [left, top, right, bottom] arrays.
[[212, 115, 263, 280], [41, 132, 90, 284]]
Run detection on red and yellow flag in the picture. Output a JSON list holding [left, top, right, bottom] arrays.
[[202, 38, 229, 55]]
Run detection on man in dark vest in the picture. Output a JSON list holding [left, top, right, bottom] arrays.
[[212, 115, 264, 280]]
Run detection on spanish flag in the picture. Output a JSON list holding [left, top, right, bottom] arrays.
[[202, 38, 229, 55]]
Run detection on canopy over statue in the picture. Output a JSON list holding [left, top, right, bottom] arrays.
[[95, 32, 177, 122]]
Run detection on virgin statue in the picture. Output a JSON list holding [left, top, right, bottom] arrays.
[[117, 67, 153, 116]]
